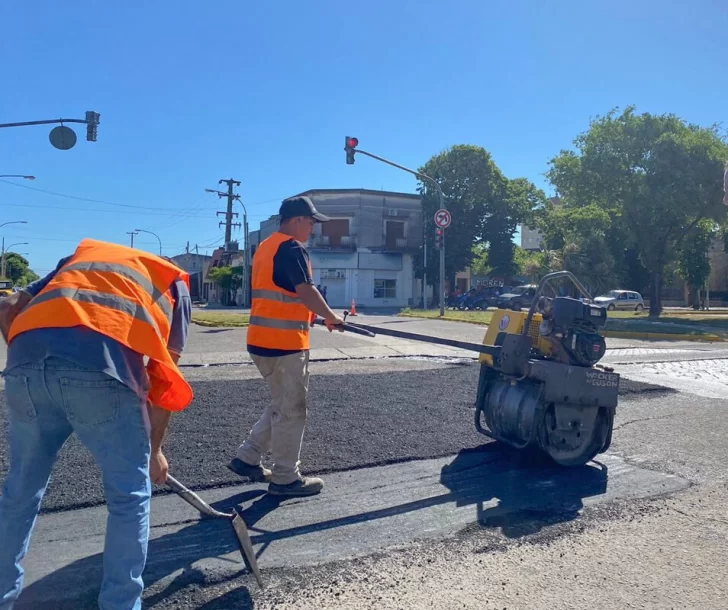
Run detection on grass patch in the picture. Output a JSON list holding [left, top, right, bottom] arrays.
[[399, 308, 728, 338], [192, 311, 250, 327], [400, 308, 493, 325]]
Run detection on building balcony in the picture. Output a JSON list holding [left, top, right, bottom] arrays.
[[310, 234, 357, 250], [380, 236, 420, 252]]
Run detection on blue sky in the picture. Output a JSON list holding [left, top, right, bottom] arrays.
[[1, 0, 726, 276]]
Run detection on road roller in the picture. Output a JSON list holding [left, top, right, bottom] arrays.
[[474, 271, 619, 466], [316, 270, 619, 467]]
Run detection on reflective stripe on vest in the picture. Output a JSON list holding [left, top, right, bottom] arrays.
[[247, 232, 313, 351], [248, 316, 310, 331], [8, 238, 193, 411], [26, 287, 166, 337], [250, 289, 303, 304], [60, 261, 175, 323]]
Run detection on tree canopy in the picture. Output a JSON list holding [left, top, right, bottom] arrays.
[[415, 144, 545, 295], [3, 253, 39, 287], [546, 106, 728, 315]]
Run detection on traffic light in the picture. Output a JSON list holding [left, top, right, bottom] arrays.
[[344, 136, 358, 165], [435, 227, 444, 249], [85, 111, 100, 142]]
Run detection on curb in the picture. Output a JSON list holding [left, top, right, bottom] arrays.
[[601, 330, 726, 342]]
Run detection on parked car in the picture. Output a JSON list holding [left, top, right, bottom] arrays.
[[593, 290, 644, 311], [496, 284, 538, 311], [0, 278, 13, 298]]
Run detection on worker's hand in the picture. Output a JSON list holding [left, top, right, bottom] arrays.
[[0, 291, 32, 344], [324, 314, 345, 332], [150, 449, 169, 485]]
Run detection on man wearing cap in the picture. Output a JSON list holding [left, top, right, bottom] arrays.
[[228, 196, 344, 497]]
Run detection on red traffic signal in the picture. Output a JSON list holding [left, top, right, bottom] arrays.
[[345, 136, 358, 165], [435, 227, 444, 249]]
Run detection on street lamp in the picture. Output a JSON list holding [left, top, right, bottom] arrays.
[[0, 221, 29, 278], [0, 221, 28, 229], [0, 175, 35, 180], [1, 242, 29, 278], [134, 229, 162, 256]]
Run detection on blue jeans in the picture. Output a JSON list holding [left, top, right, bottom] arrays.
[[0, 358, 151, 610]]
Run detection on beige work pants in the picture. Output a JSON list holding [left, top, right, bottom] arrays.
[[237, 350, 310, 485]]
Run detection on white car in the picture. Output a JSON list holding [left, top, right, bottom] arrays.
[[594, 290, 645, 311]]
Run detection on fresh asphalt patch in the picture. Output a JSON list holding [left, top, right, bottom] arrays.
[[0, 360, 671, 513]]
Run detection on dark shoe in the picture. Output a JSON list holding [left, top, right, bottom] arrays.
[[268, 476, 324, 497], [227, 458, 272, 482]]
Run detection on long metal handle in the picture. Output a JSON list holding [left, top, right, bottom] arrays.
[[165, 474, 265, 589], [166, 474, 233, 518], [320, 317, 499, 357], [313, 318, 376, 337]]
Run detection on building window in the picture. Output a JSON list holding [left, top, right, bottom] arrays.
[[385, 220, 405, 249], [322, 219, 350, 248], [374, 279, 396, 299]]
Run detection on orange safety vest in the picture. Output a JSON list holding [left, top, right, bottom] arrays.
[[8, 238, 194, 411], [247, 232, 316, 351]]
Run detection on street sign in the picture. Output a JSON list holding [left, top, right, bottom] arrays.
[[434, 208, 451, 229], [49, 125, 77, 150]]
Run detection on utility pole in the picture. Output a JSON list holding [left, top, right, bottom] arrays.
[[216, 178, 241, 250], [195, 244, 203, 301], [1, 239, 29, 278], [207, 180, 249, 306], [126, 231, 138, 248], [423, 225, 428, 309]]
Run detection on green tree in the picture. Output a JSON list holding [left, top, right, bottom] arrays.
[[3, 253, 39, 286], [513, 246, 548, 282], [14, 269, 39, 287], [677, 219, 715, 308], [536, 203, 618, 295], [415, 145, 543, 294], [547, 106, 728, 316], [470, 243, 492, 276], [208, 265, 243, 304]]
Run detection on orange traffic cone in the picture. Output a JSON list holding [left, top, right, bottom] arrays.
[[350, 299, 358, 316]]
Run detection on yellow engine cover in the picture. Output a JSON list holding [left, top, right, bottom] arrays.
[[480, 309, 553, 364]]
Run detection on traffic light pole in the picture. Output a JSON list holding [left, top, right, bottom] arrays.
[[0, 112, 100, 141], [346, 147, 447, 316]]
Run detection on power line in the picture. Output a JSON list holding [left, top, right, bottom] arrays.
[[0, 201, 215, 217], [0, 178, 199, 211], [0, 178, 290, 211]]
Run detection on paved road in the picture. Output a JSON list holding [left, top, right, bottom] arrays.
[[3, 315, 728, 608]]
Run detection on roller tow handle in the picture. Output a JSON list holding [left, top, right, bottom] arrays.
[[313, 312, 376, 337], [314, 311, 501, 356]]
